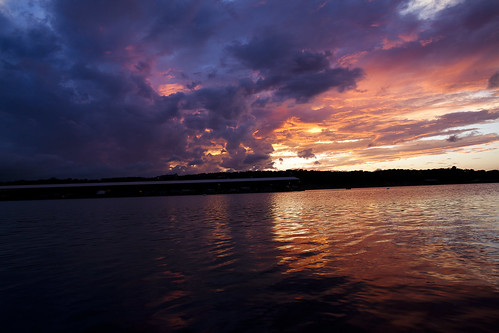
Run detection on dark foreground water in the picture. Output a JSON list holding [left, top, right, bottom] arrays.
[[1, 184, 499, 332]]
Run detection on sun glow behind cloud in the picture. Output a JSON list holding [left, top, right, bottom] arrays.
[[270, 64, 499, 171], [158, 83, 188, 96]]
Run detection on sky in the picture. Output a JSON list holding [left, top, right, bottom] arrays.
[[0, 0, 498, 180]]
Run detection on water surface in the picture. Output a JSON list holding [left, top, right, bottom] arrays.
[[1, 184, 498, 332]]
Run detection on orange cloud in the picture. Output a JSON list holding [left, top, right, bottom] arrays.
[[158, 83, 187, 96]]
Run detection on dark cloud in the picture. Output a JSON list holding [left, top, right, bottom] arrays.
[[228, 33, 294, 70], [192, 83, 254, 121], [291, 106, 335, 123], [0, 2, 262, 180], [297, 148, 316, 159], [2, 0, 379, 180], [274, 67, 364, 103], [220, 147, 273, 171], [292, 51, 331, 73], [229, 34, 364, 102], [488, 72, 499, 89], [243, 153, 271, 165], [439, 110, 499, 125]]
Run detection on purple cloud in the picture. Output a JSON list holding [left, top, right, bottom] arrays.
[[297, 148, 316, 159], [488, 72, 499, 89]]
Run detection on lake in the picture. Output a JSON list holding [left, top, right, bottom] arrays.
[[1, 183, 498, 332]]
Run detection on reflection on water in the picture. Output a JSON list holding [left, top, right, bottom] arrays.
[[1, 184, 498, 332], [270, 185, 499, 286]]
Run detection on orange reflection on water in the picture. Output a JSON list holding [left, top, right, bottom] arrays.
[[270, 192, 332, 274], [269, 187, 499, 291]]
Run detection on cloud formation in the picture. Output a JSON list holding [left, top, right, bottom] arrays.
[[0, 0, 498, 180], [297, 148, 316, 159], [489, 72, 499, 89]]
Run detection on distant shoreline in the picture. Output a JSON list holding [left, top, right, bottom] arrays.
[[0, 177, 302, 201], [1, 168, 497, 201]]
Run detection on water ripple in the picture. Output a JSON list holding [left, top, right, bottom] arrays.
[[1, 184, 498, 332]]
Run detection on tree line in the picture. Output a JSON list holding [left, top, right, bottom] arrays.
[[2, 167, 498, 189]]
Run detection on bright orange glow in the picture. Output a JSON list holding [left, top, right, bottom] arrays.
[[269, 45, 499, 171], [158, 83, 186, 96]]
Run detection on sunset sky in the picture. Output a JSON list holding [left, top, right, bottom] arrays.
[[1, 0, 498, 180]]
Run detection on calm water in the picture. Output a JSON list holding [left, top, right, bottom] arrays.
[[1, 184, 499, 332]]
